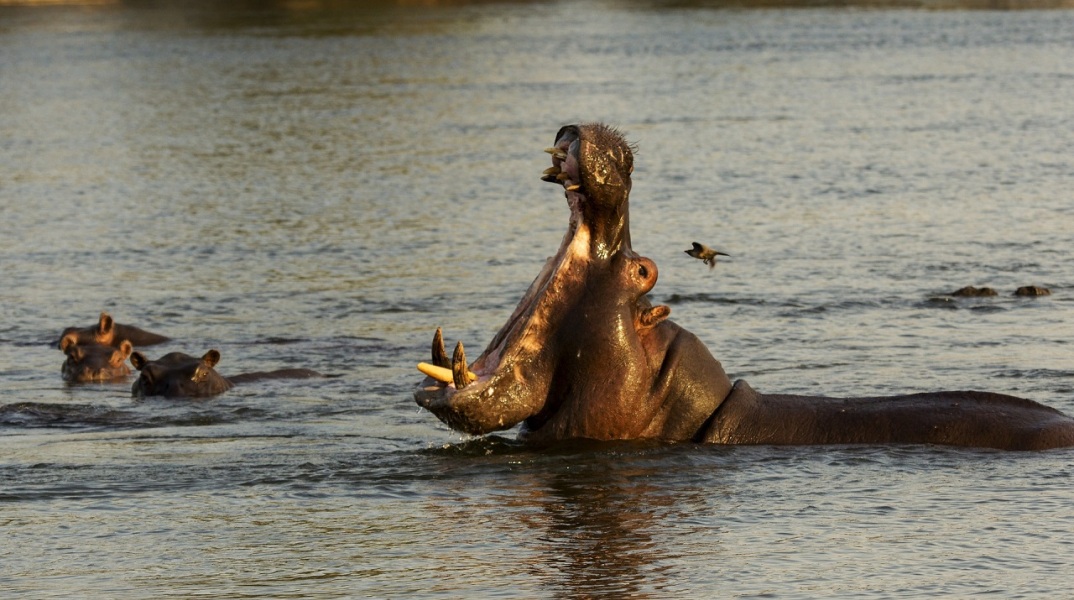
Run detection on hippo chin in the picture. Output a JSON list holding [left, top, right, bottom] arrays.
[[414, 122, 1074, 451]]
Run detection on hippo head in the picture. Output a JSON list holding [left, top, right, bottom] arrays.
[[57, 312, 170, 349], [60, 336, 134, 383], [58, 312, 119, 349], [416, 123, 730, 442], [130, 349, 234, 398]]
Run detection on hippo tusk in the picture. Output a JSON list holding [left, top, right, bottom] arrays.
[[541, 165, 562, 183], [431, 327, 450, 369], [452, 341, 472, 389], [544, 147, 568, 160], [417, 362, 477, 385]]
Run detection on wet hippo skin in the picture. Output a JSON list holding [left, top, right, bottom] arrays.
[[60, 336, 134, 383], [415, 123, 1074, 450], [58, 312, 170, 349], [131, 349, 322, 398]]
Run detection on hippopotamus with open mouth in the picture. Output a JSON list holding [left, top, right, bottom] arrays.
[[415, 123, 1074, 451]]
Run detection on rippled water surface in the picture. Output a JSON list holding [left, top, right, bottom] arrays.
[[3, 1, 1074, 597]]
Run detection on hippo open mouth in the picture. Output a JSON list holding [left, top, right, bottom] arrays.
[[414, 122, 1074, 450], [415, 123, 649, 435]]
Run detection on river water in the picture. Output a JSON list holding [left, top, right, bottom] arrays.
[[2, 1, 1074, 597]]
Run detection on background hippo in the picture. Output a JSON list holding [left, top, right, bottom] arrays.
[[60, 336, 133, 383], [58, 312, 170, 349], [415, 122, 1074, 451], [131, 349, 322, 398]]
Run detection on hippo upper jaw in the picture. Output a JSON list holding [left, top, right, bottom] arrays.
[[544, 123, 634, 259]]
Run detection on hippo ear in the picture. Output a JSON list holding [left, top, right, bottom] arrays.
[[639, 304, 671, 329], [130, 351, 148, 371], [57, 327, 76, 350], [59, 332, 79, 353], [110, 343, 132, 367], [98, 312, 114, 334], [202, 349, 221, 368]]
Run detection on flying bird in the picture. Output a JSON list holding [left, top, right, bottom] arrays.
[[685, 242, 729, 270]]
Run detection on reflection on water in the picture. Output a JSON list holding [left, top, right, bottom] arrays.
[[3, 0, 1074, 598], [520, 453, 680, 597], [415, 443, 723, 598]]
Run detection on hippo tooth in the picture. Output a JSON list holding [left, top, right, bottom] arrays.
[[452, 341, 473, 389], [541, 166, 562, 183], [417, 362, 477, 386], [543, 147, 568, 159], [565, 184, 581, 192], [417, 362, 452, 384], [556, 172, 570, 182], [431, 327, 450, 369]]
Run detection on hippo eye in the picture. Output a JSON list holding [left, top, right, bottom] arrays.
[[638, 265, 649, 279], [191, 367, 205, 383]]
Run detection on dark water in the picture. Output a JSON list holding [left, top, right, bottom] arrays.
[[3, 1, 1074, 597]]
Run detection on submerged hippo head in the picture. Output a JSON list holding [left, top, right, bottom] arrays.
[[130, 349, 234, 398], [59, 312, 122, 348], [60, 337, 134, 383], [57, 312, 170, 349], [416, 123, 732, 442]]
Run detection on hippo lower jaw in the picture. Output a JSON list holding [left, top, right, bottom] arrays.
[[415, 181, 596, 435]]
